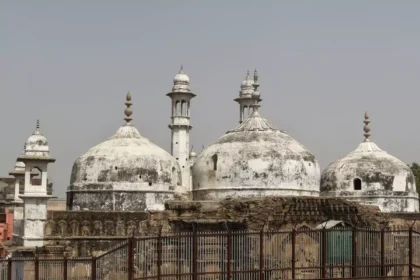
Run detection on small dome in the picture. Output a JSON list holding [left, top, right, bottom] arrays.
[[174, 72, 190, 84], [68, 93, 182, 211], [23, 120, 50, 157], [321, 112, 419, 213], [172, 66, 191, 93], [192, 109, 320, 201], [9, 159, 26, 176]]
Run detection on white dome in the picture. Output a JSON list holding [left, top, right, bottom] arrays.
[[172, 66, 191, 93], [174, 72, 190, 84], [192, 110, 321, 200], [68, 93, 182, 211], [23, 120, 50, 157], [321, 113, 419, 213]]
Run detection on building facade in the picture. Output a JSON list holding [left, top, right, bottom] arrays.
[[3, 67, 418, 257]]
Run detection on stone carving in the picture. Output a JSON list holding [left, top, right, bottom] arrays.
[[160, 221, 172, 233], [69, 220, 79, 236], [116, 221, 125, 236], [93, 221, 102, 236], [81, 221, 90, 236], [127, 221, 136, 236], [139, 220, 149, 236], [44, 220, 56, 236], [58, 220, 68, 237], [104, 221, 114, 236]]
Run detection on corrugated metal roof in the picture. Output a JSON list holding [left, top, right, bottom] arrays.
[[315, 220, 351, 229]]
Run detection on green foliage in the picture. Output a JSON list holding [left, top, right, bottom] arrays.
[[409, 162, 420, 194]]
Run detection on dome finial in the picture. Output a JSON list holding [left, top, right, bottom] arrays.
[[252, 68, 260, 97], [363, 111, 371, 142], [33, 119, 41, 135], [124, 91, 133, 124], [179, 65, 184, 74]]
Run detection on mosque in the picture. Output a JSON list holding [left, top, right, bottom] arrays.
[[4, 67, 419, 256]]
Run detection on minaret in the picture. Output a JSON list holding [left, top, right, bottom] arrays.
[[9, 157, 25, 205], [167, 66, 196, 193], [9, 149, 39, 241], [234, 69, 262, 123], [17, 120, 56, 247]]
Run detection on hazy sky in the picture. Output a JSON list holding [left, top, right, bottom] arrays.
[[1, 1, 420, 198]]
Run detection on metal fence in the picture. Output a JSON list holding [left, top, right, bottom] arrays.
[[2, 227, 420, 280]]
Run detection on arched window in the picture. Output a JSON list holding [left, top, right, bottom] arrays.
[[31, 167, 42, 186], [175, 101, 181, 116], [181, 100, 186, 116], [212, 154, 218, 171], [171, 167, 177, 186], [353, 178, 362, 190]]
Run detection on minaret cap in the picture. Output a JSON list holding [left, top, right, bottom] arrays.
[[363, 111, 371, 142], [124, 91, 133, 124], [240, 70, 254, 96], [172, 65, 191, 92]]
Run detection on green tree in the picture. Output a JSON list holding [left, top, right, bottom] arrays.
[[409, 162, 420, 194]]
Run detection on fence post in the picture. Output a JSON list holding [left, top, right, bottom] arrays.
[[381, 228, 385, 277], [63, 256, 68, 280], [321, 227, 327, 279], [259, 229, 264, 280], [292, 229, 296, 279], [34, 256, 39, 280], [128, 238, 135, 280], [157, 231, 162, 280], [352, 227, 357, 278], [227, 229, 232, 280], [192, 226, 198, 280], [7, 259, 12, 280], [409, 226, 413, 280], [92, 257, 97, 280]]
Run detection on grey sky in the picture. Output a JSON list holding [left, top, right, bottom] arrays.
[[1, 1, 419, 198]]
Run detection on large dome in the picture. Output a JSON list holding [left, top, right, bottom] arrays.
[[192, 109, 321, 200], [68, 93, 182, 211], [320, 113, 418, 213]]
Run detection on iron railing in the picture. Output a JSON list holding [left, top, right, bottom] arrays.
[[2, 227, 420, 279]]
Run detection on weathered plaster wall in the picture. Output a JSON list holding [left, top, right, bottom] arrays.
[[170, 126, 191, 193], [22, 198, 49, 247], [68, 191, 173, 211], [47, 199, 66, 211], [321, 190, 419, 212]]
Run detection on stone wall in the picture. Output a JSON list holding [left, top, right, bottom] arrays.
[[40, 196, 420, 257], [47, 199, 66, 211], [45, 211, 151, 237], [162, 196, 390, 231]]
